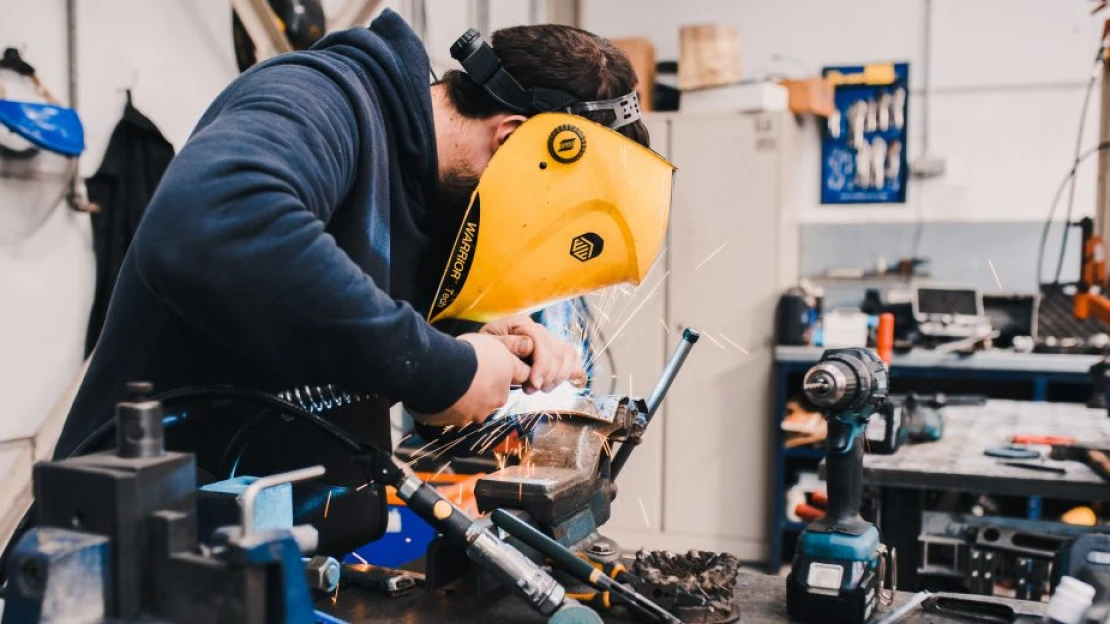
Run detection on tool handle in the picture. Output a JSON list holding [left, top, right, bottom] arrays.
[[490, 510, 681, 624], [1087, 449, 1110, 480], [491, 510, 602, 582], [611, 328, 699, 479], [822, 419, 864, 527]]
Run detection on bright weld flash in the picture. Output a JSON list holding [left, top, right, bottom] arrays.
[[489, 382, 586, 422]]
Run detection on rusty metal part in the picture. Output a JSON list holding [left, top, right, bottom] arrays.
[[475, 396, 645, 534], [630, 550, 742, 623]]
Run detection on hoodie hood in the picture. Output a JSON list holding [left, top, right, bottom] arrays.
[[310, 9, 437, 201]]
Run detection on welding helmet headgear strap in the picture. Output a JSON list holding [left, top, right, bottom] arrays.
[[566, 92, 641, 131], [449, 28, 642, 130]]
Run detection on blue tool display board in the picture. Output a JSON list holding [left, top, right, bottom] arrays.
[[821, 62, 909, 204]]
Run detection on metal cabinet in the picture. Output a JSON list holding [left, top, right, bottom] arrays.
[[604, 112, 800, 562]]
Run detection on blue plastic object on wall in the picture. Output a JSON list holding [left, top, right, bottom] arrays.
[[821, 62, 909, 205], [0, 99, 85, 156]]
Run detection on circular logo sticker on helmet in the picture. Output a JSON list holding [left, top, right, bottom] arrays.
[[547, 124, 587, 164]]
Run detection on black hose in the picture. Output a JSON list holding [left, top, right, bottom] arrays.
[[1054, 45, 1105, 283], [218, 412, 271, 478], [1036, 141, 1110, 286]]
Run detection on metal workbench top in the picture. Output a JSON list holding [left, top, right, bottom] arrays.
[[775, 345, 1101, 374], [318, 569, 1045, 622], [863, 400, 1110, 499]]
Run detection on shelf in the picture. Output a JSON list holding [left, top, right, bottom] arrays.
[[784, 447, 824, 459]]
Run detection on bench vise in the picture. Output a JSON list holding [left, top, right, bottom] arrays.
[[427, 329, 700, 589], [474, 393, 647, 557]]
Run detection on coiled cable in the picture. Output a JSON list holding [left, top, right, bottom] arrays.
[[275, 384, 370, 413]]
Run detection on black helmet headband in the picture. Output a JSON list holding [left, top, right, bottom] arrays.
[[449, 28, 642, 131]]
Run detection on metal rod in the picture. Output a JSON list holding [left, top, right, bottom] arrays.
[[490, 509, 681, 624], [611, 328, 699, 479], [240, 465, 325, 537], [871, 590, 931, 624]]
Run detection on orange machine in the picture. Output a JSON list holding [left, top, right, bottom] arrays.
[[1073, 18, 1110, 324], [1074, 217, 1110, 324]]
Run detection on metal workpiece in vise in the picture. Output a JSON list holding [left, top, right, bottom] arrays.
[[787, 348, 892, 624], [2, 382, 331, 624], [425, 330, 701, 610]]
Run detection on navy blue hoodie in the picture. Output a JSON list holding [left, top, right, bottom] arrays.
[[55, 11, 476, 459]]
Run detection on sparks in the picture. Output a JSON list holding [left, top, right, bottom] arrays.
[[987, 259, 1003, 290], [331, 583, 340, 605], [660, 318, 671, 335], [593, 270, 670, 360], [718, 333, 749, 354], [350, 551, 369, 565], [324, 490, 333, 518], [638, 497, 651, 528], [694, 242, 728, 271], [703, 333, 726, 349], [592, 430, 613, 456], [355, 482, 369, 492]]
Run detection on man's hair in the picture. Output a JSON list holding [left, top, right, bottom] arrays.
[[441, 24, 649, 148]]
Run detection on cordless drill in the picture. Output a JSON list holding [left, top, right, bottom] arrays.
[[787, 348, 890, 624]]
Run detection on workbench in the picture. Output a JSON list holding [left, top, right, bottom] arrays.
[[864, 399, 1110, 591], [771, 346, 1099, 571], [318, 569, 1047, 623]]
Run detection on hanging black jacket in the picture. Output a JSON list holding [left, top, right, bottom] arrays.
[[84, 93, 175, 355]]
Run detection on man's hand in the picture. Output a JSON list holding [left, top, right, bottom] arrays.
[[480, 315, 586, 394], [413, 333, 528, 427]]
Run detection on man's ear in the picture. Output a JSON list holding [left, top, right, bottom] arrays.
[[490, 114, 527, 153]]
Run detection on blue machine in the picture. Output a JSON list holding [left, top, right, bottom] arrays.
[[1, 385, 344, 624]]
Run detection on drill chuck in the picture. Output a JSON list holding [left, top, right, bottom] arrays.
[[803, 366, 854, 408], [802, 349, 887, 412]]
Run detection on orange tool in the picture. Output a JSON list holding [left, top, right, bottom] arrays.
[[876, 313, 894, 364], [794, 503, 825, 522], [1012, 434, 1076, 446]]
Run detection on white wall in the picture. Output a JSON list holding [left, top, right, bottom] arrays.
[[583, 0, 1104, 224], [0, 0, 240, 447]]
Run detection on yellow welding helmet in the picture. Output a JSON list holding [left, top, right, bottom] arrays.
[[427, 112, 675, 324]]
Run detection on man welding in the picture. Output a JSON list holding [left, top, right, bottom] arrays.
[[46, 9, 673, 555]]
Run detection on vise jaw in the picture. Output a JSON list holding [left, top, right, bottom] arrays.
[[473, 394, 646, 548]]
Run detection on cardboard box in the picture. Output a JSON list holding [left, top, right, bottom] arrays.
[[612, 37, 656, 112], [679, 23, 742, 91], [781, 77, 835, 117]]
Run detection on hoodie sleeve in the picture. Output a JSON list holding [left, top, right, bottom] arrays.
[[131, 62, 476, 414]]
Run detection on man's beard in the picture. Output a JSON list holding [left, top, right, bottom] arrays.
[[437, 169, 480, 218]]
